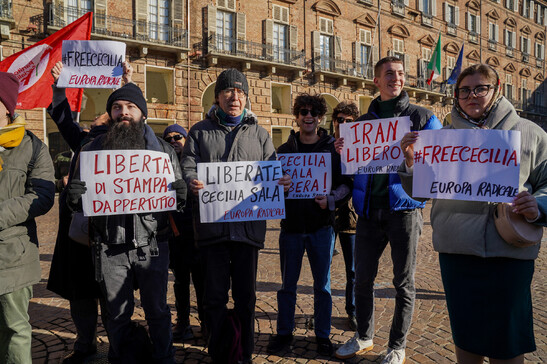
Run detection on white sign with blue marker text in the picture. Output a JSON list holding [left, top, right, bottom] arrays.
[[197, 161, 286, 223]]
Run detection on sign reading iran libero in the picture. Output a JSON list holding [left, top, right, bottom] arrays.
[[340, 116, 411, 175], [412, 129, 521, 203], [278, 153, 331, 199], [57, 40, 126, 88], [197, 161, 285, 223], [79, 150, 177, 216]]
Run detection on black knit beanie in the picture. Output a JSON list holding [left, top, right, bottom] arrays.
[[214, 69, 249, 97], [106, 83, 148, 118]]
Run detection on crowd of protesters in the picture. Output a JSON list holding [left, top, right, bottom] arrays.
[[0, 56, 544, 364]]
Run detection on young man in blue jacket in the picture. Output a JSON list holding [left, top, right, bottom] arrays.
[[335, 57, 442, 363]]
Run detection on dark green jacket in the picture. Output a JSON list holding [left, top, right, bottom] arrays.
[[0, 127, 55, 295]]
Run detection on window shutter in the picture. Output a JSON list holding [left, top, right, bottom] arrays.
[[136, 0, 148, 36], [527, 38, 531, 53], [544, 7, 547, 26], [207, 5, 217, 37], [57, 0, 65, 21], [312, 30, 321, 57], [542, 44, 545, 59], [273, 4, 281, 21], [432, 0, 437, 16], [94, 0, 107, 29], [504, 29, 507, 45], [535, 42, 539, 57], [455, 6, 460, 25], [334, 36, 342, 60], [495, 24, 499, 42], [217, 0, 226, 8], [372, 46, 379, 66], [281, 7, 289, 23], [264, 19, 273, 45], [512, 32, 516, 47], [476, 15, 481, 34], [418, 0, 423, 12], [466, 12, 470, 30], [353, 42, 358, 63], [388, 49, 394, 57], [173, 0, 184, 34], [443, 3, 447, 21], [514, 0, 519, 12], [264, 20, 273, 58], [529, 1, 534, 19], [226, 0, 236, 11], [404, 0, 409, 6], [404, 54, 410, 73], [289, 25, 298, 50], [236, 12, 246, 51], [536, 4, 540, 22]]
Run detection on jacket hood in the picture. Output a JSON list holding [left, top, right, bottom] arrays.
[[365, 91, 410, 119], [286, 127, 334, 151], [451, 96, 517, 130]]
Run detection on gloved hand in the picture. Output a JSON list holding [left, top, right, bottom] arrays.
[[171, 179, 187, 210], [67, 179, 87, 209]]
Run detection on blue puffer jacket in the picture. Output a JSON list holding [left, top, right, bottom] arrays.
[[353, 91, 442, 217]]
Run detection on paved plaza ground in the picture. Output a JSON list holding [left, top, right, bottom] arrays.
[[29, 199, 546, 363]]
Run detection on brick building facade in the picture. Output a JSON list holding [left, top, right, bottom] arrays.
[[1, 0, 546, 155]]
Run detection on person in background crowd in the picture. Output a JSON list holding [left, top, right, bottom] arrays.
[[66, 82, 187, 364], [0, 71, 55, 363], [46, 61, 130, 364], [335, 56, 442, 364], [162, 124, 205, 341], [399, 63, 547, 364], [181, 68, 290, 363], [331, 101, 359, 331], [267, 94, 351, 357]]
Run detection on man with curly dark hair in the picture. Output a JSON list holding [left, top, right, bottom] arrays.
[[267, 94, 351, 357]]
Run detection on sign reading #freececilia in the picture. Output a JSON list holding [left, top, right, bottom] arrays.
[[57, 40, 126, 88], [197, 161, 285, 223], [340, 116, 411, 175], [412, 129, 521, 203], [79, 150, 177, 216], [278, 153, 331, 199]]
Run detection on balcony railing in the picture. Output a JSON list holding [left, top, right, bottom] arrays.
[[537, 59, 544, 68], [48, 4, 187, 47], [506, 46, 514, 57], [409, 74, 445, 94], [522, 53, 529, 63], [206, 34, 306, 68], [0, 0, 12, 19], [312, 55, 374, 79], [468, 32, 478, 44], [488, 40, 497, 51], [421, 13, 433, 27], [392, 1, 406, 16], [447, 23, 457, 36]]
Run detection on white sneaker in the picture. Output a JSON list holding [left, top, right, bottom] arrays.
[[335, 334, 374, 359], [381, 347, 406, 364]]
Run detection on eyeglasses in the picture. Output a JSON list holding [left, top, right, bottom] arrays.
[[221, 88, 246, 98], [299, 108, 319, 117], [335, 116, 354, 123], [455, 85, 494, 100], [165, 134, 184, 143]]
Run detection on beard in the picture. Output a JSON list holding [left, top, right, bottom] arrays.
[[103, 116, 146, 150]]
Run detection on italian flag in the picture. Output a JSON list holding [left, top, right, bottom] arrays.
[[427, 33, 441, 85]]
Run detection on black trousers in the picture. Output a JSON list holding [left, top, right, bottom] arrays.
[[201, 242, 259, 362]]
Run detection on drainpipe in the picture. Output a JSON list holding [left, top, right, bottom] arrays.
[[479, 0, 482, 63], [187, 0, 191, 129], [378, 0, 382, 57]]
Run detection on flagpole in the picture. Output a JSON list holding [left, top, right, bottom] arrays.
[[365, 2, 382, 77]]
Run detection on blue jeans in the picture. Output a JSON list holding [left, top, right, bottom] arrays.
[[354, 209, 422, 350], [277, 226, 335, 338], [339, 232, 356, 317]]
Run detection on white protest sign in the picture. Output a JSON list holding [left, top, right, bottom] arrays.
[[57, 40, 126, 88], [79, 150, 177, 216], [412, 129, 521, 203], [197, 161, 285, 223], [278, 153, 331, 199], [340, 116, 411, 175]]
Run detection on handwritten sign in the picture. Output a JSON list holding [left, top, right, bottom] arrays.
[[278, 153, 331, 199], [79, 150, 177, 216], [412, 129, 521, 203], [340, 116, 411, 175], [57, 40, 126, 88], [197, 161, 285, 223]]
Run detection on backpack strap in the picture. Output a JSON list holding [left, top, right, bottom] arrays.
[[26, 130, 42, 174]]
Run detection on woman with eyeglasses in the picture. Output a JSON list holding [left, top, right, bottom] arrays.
[[399, 64, 547, 364]]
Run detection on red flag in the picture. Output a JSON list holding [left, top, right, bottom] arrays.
[[0, 12, 92, 112]]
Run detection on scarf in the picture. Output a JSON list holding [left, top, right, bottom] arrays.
[[216, 107, 247, 127], [0, 116, 27, 172]]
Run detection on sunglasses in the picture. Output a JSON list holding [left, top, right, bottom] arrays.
[[335, 117, 354, 123], [299, 108, 319, 117], [165, 134, 184, 142]]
